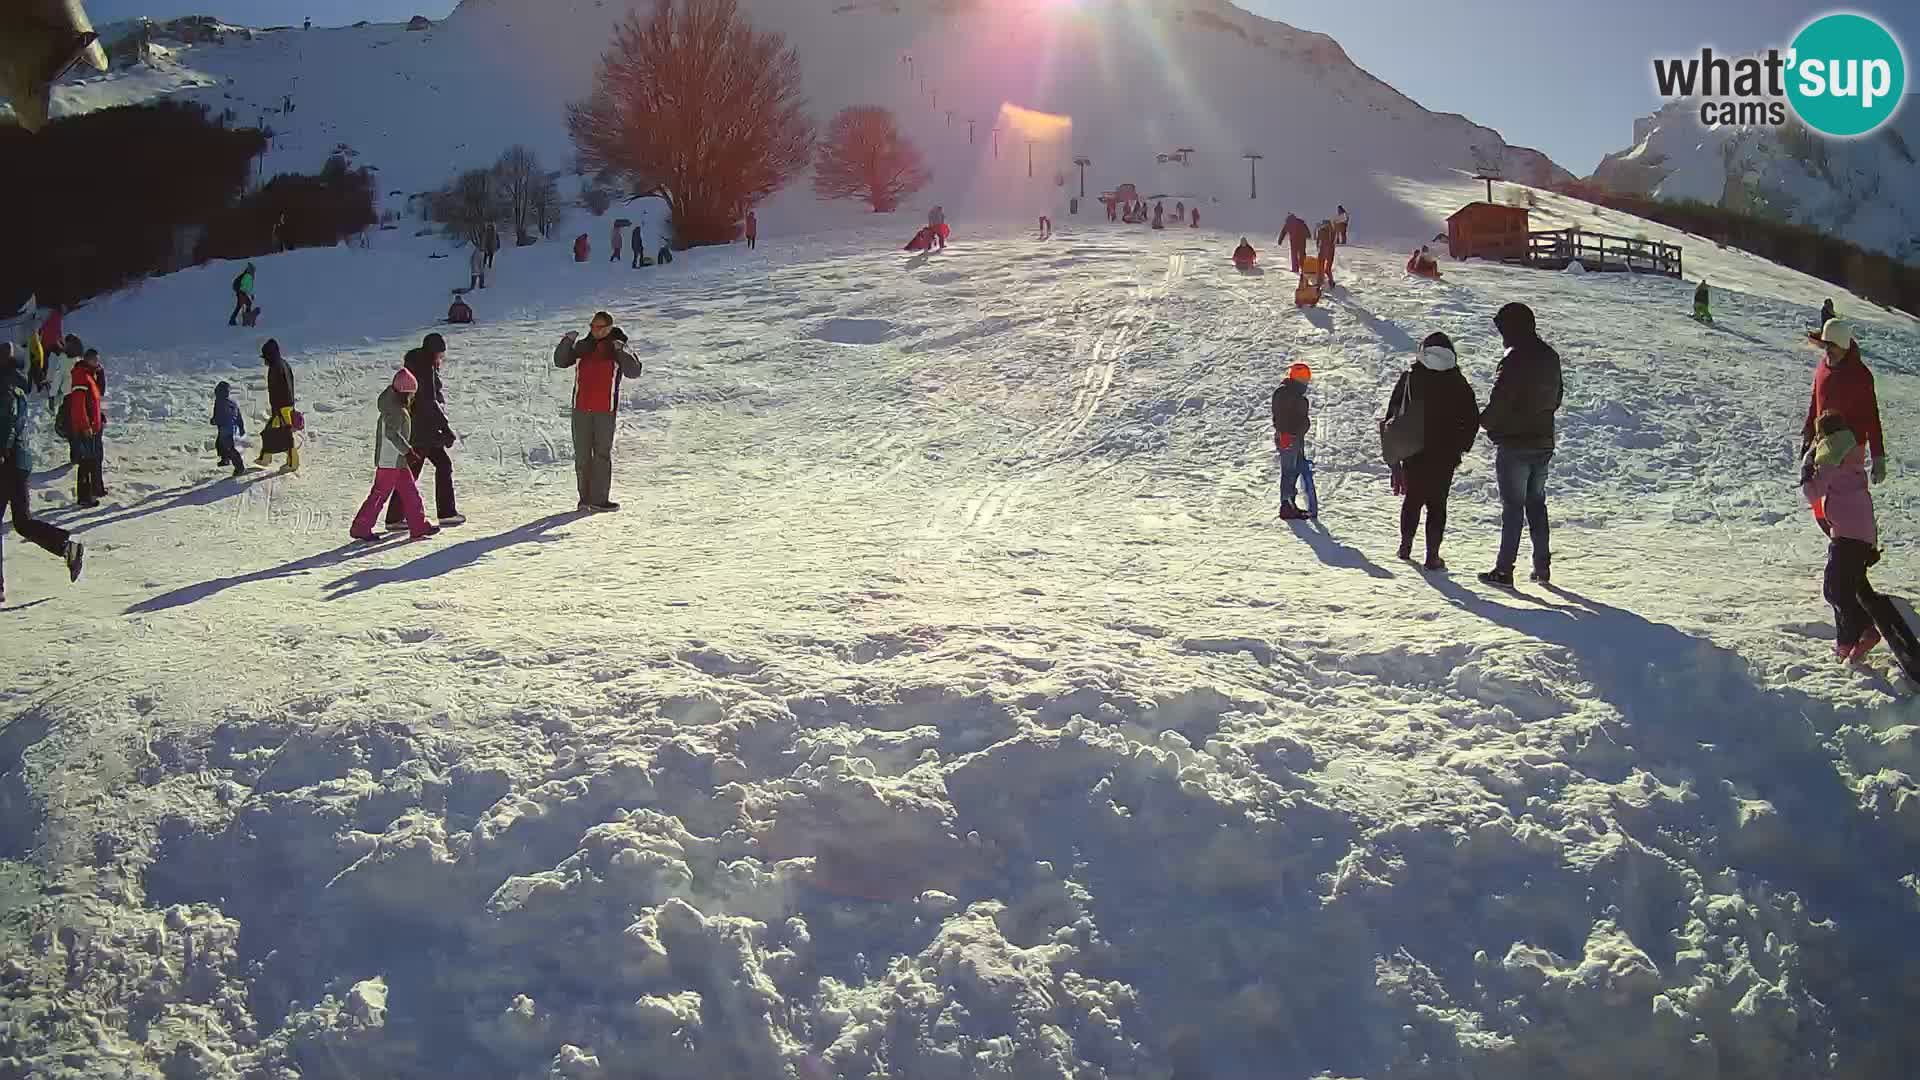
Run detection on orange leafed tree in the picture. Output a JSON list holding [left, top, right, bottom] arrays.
[[812, 106, 931, 212], [566, 0, 815, 248]]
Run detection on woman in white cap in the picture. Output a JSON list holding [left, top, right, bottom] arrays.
[[1801, 317, 1885, 491]]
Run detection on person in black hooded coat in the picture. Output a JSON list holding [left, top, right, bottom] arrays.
[[384, 333, 463, 528], [1385, 331, 1480, 570], [255, 339, 299, 472]]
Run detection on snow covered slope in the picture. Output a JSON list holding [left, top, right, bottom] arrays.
[[3, 194, 1920, 1078], [31, 0, 1570, 243], [1591, 99, 1920, 264]]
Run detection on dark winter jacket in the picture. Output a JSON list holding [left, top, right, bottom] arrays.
[[402, 347, 454, 449], [264, 342, 296, 411], [1480, 309, 1563, 451], [211, 384, 245, 440], [1271, 381, 1309, 446], [1387, 363, 1480, 467], [632, 225, 644, 252], [554, 328, 642, 413], [1802, 345, 1883, 460], [1, 358, 31, 472]]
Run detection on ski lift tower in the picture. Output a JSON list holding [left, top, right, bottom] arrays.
[[1474, 172, 1503, 203], [1243, 151, 1263, 199]]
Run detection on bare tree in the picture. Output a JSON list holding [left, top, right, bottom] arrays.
[[530, 174, 563, 238], [427, 167, 502, 246], [493, 145, 542, 242], [813, 106, 930, 212], [566, 0, 815, 248]]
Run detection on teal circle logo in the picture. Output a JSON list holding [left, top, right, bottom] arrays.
[[1787, 13, 1906, 137]]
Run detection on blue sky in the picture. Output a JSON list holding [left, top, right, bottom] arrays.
[[87, 1, 1918, 175]]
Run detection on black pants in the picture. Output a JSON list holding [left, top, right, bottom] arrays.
[[73, 456, 104, 502], [3, 463, 70, 589], [747, 235, 756, 250], [632, 248, 643, 269], [229, 289, 252, 325], [216, 434, 245, 472], [385, 445, 456, 524], [1825, 537, 1879, 648], [1399, 456, 1455, 561], [484, 250, 495, 269]]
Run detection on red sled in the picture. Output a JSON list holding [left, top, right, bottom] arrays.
[[905, 227, 932, 251]]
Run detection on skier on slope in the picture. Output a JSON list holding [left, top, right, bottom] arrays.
[[383, 333, 464, 530]]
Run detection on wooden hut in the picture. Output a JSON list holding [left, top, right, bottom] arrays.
[[1446, 202, 1531, 261]]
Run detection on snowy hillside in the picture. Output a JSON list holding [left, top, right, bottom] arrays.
[[4, 169, 1920, 1078], [1591, 99, 1920, 264], [28, 0, 1570, 242]]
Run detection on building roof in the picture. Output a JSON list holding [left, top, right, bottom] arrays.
[[1446, 201, 1530, 222]]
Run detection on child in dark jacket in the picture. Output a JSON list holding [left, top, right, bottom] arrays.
[[1271, 362, 1313, 519], [212, 381, 247, 476], [1803, 410, 1883, 661]]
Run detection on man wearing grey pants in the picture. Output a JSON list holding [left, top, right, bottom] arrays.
[[553, 311, 642, 512]]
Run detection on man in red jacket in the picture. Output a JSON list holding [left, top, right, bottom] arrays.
[[1802, 319, 1885, 488], [553, 311, 643, 512]]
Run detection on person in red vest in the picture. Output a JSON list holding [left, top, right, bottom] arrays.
[[745, 211, 758, 250], [552, 311, 643, 512], [1802, 319, 1886, 514]]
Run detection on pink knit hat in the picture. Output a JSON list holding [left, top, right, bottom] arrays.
[[392, 368, 418, 393]]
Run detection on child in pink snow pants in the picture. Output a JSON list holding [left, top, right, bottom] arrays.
[[350, 368, 439, 541]]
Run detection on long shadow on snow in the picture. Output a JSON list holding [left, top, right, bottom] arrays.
[[50, 472, 273, 532], [1288, 520, 1392, 579], [1325, 291, 1416, 352], [125, 540, 398, 615], [318, 512, 579, 601], [1421, 575, 1920, 1046]]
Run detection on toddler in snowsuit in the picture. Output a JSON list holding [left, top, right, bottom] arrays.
[[212, 381, 246, 476], [349, 368, 440, 542], [1803, 410, 1882, 661], [1272, 362, 1314, 519]]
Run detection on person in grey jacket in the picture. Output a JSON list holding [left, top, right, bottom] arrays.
[[348, 368, 439, 541], [553, 311, 643, 511], [1478, 302, 1564, 586]]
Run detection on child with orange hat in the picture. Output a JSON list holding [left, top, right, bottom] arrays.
[[1271, 362, 1315, 519]]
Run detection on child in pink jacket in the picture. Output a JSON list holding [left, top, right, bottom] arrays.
[[1802, 410, 1882, 660]]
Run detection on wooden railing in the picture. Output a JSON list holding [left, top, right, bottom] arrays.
[[1523, 228, 1682, 278]]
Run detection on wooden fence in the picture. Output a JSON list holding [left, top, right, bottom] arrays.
[[1522, 228, 1683, 278]]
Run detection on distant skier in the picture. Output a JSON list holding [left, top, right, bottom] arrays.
[[1803, 410, 1884, 660], [447, 293, 474, 324], [745, 211, 758, 250], [211, 380, 246, 476], [928, 206, 948, 250], [610, 219, 624, 263], [384, 333, 464, 530], [1478, 302, 1563, 587], [468, 245, 487, 291], [229, 262, 256, 326], [1314, 219, 1337, 288], [1384, 332, 1480, 570], [1333, 205, 1350, 244], [254, 338, 300, 473], [1281, 214, 1309, 272], [349, 368, 440, 542], [1692, 279, 1712, 323], [1272, 362, 1313, 519], [1, 344, 83, 604], [1801, 319, 1884, 497], [553, 311, 643, 512]]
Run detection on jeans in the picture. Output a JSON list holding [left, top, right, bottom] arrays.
[[571, 410, 617, 505], [1494, 447, 1552, 575], [385, 444, 456, 524], [1276, 439, 1304, 507]]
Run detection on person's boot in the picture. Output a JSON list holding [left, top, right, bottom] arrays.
[[1479, 568, 1516, 587], [283, 447, 301, 473], [1397, 540, 1414, 562], [255, 449, 273, 466]]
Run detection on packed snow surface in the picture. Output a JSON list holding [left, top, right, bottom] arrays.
[[4, 184, 1920, 1078]]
